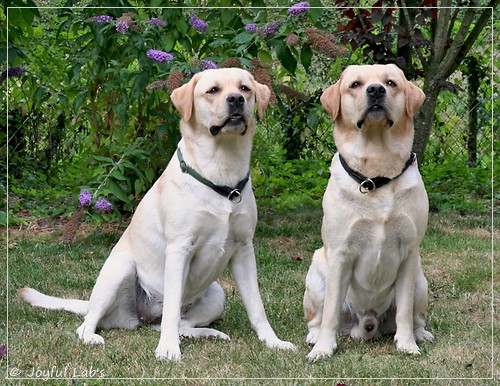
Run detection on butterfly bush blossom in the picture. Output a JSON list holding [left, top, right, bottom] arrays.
[[79, 190, 93, 207], [85, 15, 113, 23], [189, 14, 208, 31], [287, 2, 310, 16], [147, 49, 174, 63], [116, 19, 129, 33], [149, 17, 166, 27], [200, 60, 217, 70], [94, 198, 113, 213], [257, 21, 284, 38], [245, 23, 257, 32], [0, 66, 27, 83]]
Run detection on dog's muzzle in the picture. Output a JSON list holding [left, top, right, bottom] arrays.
[[210, 93, 248, 136], [356, 83, 393, 129]]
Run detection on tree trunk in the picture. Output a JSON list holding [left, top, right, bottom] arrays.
[[399, 1, 498, 164], [467, 61, 480, 167], [413, 79, 440, 165]]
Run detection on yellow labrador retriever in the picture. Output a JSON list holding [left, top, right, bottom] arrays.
[[19, 68, 295, 361], [303, 64, 434, 361]]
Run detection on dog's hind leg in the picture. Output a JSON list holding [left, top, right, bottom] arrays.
[[179, 282, 230, 340], [76, 248, 138, 345], [413, 263, 434, 343], [303, 249, 326, 346]]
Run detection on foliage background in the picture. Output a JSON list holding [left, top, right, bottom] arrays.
[[2, 1, 497, 222]]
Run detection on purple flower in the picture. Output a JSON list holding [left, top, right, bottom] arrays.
[[189, 14, 208, 31], [149, 17, 166, 27], [200, 60, 217, 70], [245, 23, 257, 32], [257, 21, 284, 38], [85, 15, 113, 23], [0, 66, 27, 83], [94, 199, 113, 213], [79, 190, 93, 207], [116, 19, 129, 33], [287, 1, 310, 16], [147, 49, 174, 63], [147, 80, 168, 90], [0, 344, 7, 359]]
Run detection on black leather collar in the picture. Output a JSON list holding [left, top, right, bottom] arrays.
[[339, 152, 416, 193]]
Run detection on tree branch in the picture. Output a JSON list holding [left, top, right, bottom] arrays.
[[432, 0, 452, 66], [449, 0, 500, 76], [433, 7, 476, 80], [399, 0, 427, 66]]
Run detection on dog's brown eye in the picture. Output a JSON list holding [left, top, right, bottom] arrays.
[[207, 87, 219, 94], [386, 80, 397, 87], [241, 85, 251, 92], [350, 81, 360, 89]]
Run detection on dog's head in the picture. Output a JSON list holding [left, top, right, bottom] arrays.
[[320, 64, 425, 133], [171, 68, 271, 137]]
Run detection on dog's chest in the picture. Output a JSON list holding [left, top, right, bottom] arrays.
[[184, 206, 254, 296], [345, 214, 417, 306]]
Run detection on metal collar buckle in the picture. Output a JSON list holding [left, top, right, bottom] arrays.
[[179, 160, 188, 173], [228, 189, 242, 203], [359, 178, 376, 193]]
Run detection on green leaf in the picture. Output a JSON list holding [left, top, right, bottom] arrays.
[[309, 0, 324, 23], [300, 45, 313, 72], [108, 180, 129, 203], [234, 31, 254, 45], [134, 178, 145, 195], [275, 41, 297, 74], [258, 50, 274, 64], [93, 155, 114, 163], [73, 91, 88, 112], [131, 72, 150, 100]]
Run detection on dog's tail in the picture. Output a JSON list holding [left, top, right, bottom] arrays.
[[18, 288, 89, 316]]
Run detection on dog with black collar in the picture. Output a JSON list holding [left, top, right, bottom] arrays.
[[303, 64, 434, 360]]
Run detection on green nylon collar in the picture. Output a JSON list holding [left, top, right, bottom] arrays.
[[176, 148, 250, 203]]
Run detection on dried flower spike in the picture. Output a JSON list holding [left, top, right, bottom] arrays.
[[221, 58, 242, 68], [286, 33, 300, 47], [166, 69, 185, 91]]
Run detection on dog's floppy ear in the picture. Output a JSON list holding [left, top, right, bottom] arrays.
[[320, 79, 341, 120], [171, 73, 200, 122], [405, 81, 426, 117], [253, 80, 271, 119]]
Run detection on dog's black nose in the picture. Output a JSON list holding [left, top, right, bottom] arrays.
[[226, 93, 245, 108], [366, 84, 386, 99]]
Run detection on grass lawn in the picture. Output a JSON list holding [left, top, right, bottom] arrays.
[[2, 205, 497, 385]]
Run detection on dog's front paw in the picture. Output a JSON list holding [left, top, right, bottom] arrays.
[[306, 341, 337, 361], [76, 324, 105, 345], [266, 338, 296, 351], [305, 329, 320, 346], [395, 334, 420, 354], [155, 342, 181, 361]]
